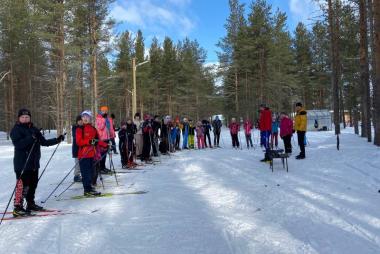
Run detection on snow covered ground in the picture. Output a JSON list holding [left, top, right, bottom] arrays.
[[0, 128, 379, 254]]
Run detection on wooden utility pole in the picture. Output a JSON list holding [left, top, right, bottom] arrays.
[[132, 57, 137, 118]]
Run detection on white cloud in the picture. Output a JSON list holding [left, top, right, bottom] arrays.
[[289, 0, 321, 25], [110, 0, 195, 37]]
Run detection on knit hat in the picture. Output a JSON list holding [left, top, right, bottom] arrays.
[[18, 108, 31, 118], [134, 113, 141, 119], [81, 110, 93, 118], [144, 114, 151, 121], [295, 102, 303, 107], [100, 106, 108, 112]]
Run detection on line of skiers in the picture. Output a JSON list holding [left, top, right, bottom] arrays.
[[227, 103, 307, 162]]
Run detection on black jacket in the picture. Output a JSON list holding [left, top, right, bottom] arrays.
[[72, 125, 79, 158], [10, 122, 59, 174], [152, 121, 161, 137]]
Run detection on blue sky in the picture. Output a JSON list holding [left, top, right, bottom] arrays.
[[109, 0, 321, 63]]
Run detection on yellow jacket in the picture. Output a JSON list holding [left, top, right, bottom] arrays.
[[294, 108, 307, 131]]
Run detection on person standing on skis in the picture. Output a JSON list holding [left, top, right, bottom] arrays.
[[294, 102, 307, 159], [11, 108, 64, 216], [228, 118, 240, 149], [188, 119, 196, 149], [181, 117, 190, 149], [141, 114, 153, 162], [212, 116, 222, 147], [243, 119, 253, 149], [259, 104, 273, 162], [118, 121, 128, 168], [72, 115, 83, 182]]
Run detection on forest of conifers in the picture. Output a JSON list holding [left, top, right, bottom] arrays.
[[0, 0, 379, 146]]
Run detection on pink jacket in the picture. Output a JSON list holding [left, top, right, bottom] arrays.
[[280, 117, 293, 138], [96, 114, 116, 140], [243, 121, 253, 135], [229, 122, 240, 135]]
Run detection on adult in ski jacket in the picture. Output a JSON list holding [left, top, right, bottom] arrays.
[[212, 116, 222, 147], [228, 118, 240, 148], [11, 108, 64, 215], [141, 114, 153, 161], [294, 103, 307, 159], [202, 119, 212, 148], [151, 115, 161, 156], [259, 105, 272, 161]]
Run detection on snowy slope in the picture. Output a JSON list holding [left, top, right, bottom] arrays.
[[0, 128, 379, 254]]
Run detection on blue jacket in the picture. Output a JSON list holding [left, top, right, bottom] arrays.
[[272, 121, 279, 134]]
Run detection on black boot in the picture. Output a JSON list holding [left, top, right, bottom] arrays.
[[13, 205, 31, 217], [27, 202, 44, 211]]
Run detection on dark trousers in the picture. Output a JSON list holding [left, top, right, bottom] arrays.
[[142, 133, 151, 161], [14, 170, 39, 205], [214, 130, 220, 146], [204, 132, 212, 147], [79, 158, 94, 192], [246, 134, 253, 147], [297, 131, 306, 156], [152, 135, 158, 156], [282, 135, 292, 153], [120, 141, 127, 166], [111, 138, 117, 153], [231, 133, 239, 147], [100, 150, 107, 170]]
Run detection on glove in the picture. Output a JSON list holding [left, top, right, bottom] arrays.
[[57, 135, 65, 142], [31, 129, 40, 140], [89, 139, 98, 146]]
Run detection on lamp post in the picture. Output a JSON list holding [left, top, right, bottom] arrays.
[[132, 58, 149, 117]]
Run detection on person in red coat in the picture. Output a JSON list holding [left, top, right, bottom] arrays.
[[228, 118, 240, 148], [243, 119, 253, 148], [280, 112, 293, 154], [76, 110, 107, 196], [259, 104, 272, 161]]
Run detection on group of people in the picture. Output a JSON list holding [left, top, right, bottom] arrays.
[[9, 103, 307, 217], [226, 102, 307, 162]]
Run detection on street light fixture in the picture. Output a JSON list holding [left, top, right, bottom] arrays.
[[132, 58, 149, 117]]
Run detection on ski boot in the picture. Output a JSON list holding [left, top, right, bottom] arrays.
[[26, 202, 44, 212], [84, 189, 101, 197], [12, 205, 31, 217]]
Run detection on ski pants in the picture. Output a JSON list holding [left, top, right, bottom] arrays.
[[204, 132, 212, 147], [183, 133, 189, 149], [142, 133, 151, 161], [231, 133, 239, 148], [197, 136, 205, 149], [189, 135, 195, 148], [79, 158, 94, 192], [271, 132, 278, 148], [110, 138, 117, 153], [297, 131, 306, 157], [245, 134, 253, 147], [262, 130, 271, 159], [282, 135, 292, 154], [214, 130, 221, 146], [14, 169, 39, 206]]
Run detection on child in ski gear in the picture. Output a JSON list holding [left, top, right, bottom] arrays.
[[152, 115, 161, 156], [95, 106, 115, 174], [280, 112, 293, 154], [196, 121, 205, 149], [126, 118, 137, 167], [118, 122, 128, 168], [271, 115, 279, 149], [228, 118, 240, 148], [77, 110, 107, 196], [188, 120, 196, 149], [11, 108, 64, 216], [181, 118, 190, 149], [72, 115, 83, 182], [141, 114, 153, 162], [294, 102, 307, 159], [134, 113, 143, 159], [259, 104, 272, 161], [243, 119, 253, 148], [212, 116, 222, 147], [202, 119, 213, 148]]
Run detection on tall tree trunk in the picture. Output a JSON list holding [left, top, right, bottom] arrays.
[[327, 0, 341, 136], [359, 0, 372, 142], [373, 0, 380, 145], [235, 69, 239, 114], [89, 0, 98, 117]]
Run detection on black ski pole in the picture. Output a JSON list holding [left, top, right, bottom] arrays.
[[0, 140, 37, 227], [108, 148, 119, 186], [38, 133, 66, 182]]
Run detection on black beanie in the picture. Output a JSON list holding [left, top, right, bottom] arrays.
[[296, 102, 303, 107], [18, 108, 31, 118]]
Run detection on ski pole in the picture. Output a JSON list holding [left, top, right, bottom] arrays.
[[108, 147, 119, 186], [38, 133, 66, 182], [41, 145, 95, 203], [0, 140, 37, 227]]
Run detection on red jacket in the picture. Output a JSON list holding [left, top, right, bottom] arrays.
[[259, 108, 272, 131], [243, 121, 253, 135], [280, 117, 293, 138], [229, 122, 240, 135], [76, 124, 107, 159]]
